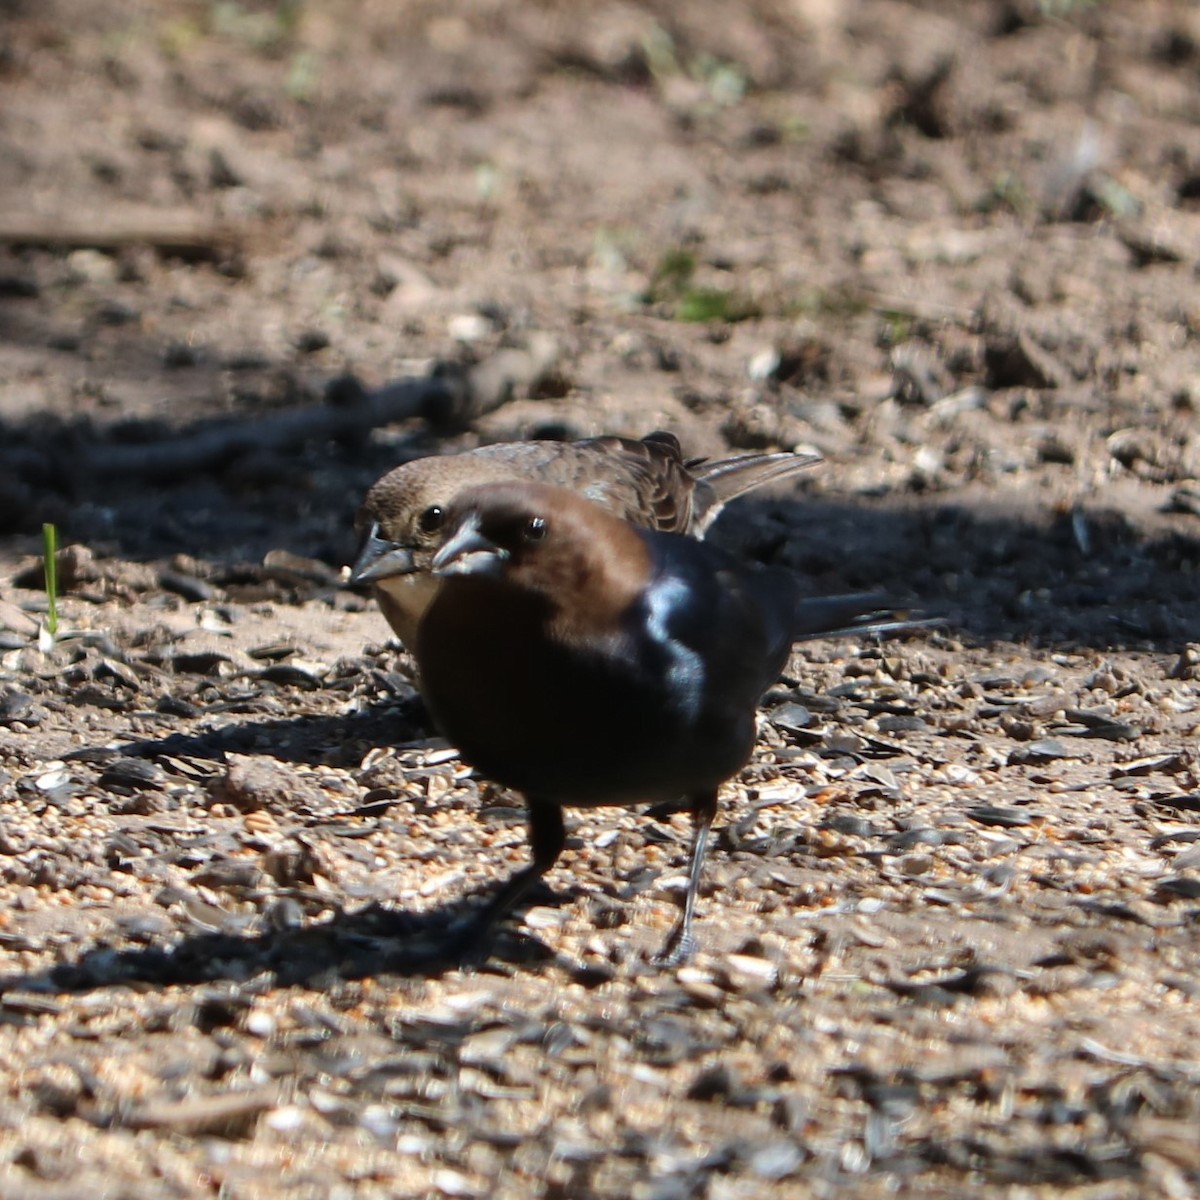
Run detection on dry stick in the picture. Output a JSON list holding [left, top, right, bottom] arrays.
[[80, 378, 449, 481], [0, 211, 237, 260], [74, 334, 563, 481]]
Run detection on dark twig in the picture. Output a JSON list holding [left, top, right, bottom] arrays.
[[80, 377, 452, 481], [6, 334, 563, 483], [0, 210, 237, 261]]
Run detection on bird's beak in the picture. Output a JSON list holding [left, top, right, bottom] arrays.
[[431, 516, 508, 578], [348, 523, 417, 585]]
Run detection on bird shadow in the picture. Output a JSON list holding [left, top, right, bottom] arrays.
[[0, 888, 575, 998], [120, 703, 430, 769], [713, 491, 1200, 649]]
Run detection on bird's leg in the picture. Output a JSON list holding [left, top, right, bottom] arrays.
[[654, 789, 718, 967], [455, 798, 565, 951]]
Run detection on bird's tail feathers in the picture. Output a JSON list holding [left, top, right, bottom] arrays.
[[792, 591, 943, 642], [690, 451, 822, 532]]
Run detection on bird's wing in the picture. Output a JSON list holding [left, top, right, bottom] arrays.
[[573, 435, 699, 533], [686, 451, 822, 534]]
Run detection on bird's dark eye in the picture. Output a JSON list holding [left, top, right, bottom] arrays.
[[523, 516, 547, 543], [418, 505, 445, 535]]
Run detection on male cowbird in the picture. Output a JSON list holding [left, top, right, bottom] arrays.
[[349, 432, 819, 645], [414, 481, 923, 964]]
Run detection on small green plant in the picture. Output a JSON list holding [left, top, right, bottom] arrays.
[[42, 523, 59, 639], [38, 523, 61, 654], [651, 248, 698, 295], [644, 249, 759, 323], [679, 287, 756, 323]]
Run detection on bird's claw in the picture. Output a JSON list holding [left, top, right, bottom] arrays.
[[652, 929, 697, 969]]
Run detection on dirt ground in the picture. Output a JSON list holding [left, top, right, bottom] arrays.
[[1, 1, 1199, 1196]]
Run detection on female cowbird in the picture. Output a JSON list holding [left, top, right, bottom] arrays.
[[350, 432, 820, 646], [415, 480, 919, 964]]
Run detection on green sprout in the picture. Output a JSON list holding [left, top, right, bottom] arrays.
[[644, 248, 759, 323], [651, 248, 697, 295], [679, 287, 757, 323], [42, 523, 59, 639]]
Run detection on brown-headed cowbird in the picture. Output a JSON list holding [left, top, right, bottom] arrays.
[[414, 480, 926, 964], [349, 432, 819, 645]]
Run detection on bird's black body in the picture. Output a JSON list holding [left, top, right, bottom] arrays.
[[418, 529, 799, 810], [412, 480, 929, 963]]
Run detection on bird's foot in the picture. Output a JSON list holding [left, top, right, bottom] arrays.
[[652, 928, 696, 969]]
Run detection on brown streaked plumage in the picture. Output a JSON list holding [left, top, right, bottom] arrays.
[[414, 481, 933, 964], [349, 432, 820, 646]]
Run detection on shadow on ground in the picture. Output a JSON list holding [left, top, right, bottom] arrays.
[[1, 395, 1197, 655], [0, 887, 581, 996], [122, 704, 431, 768]]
